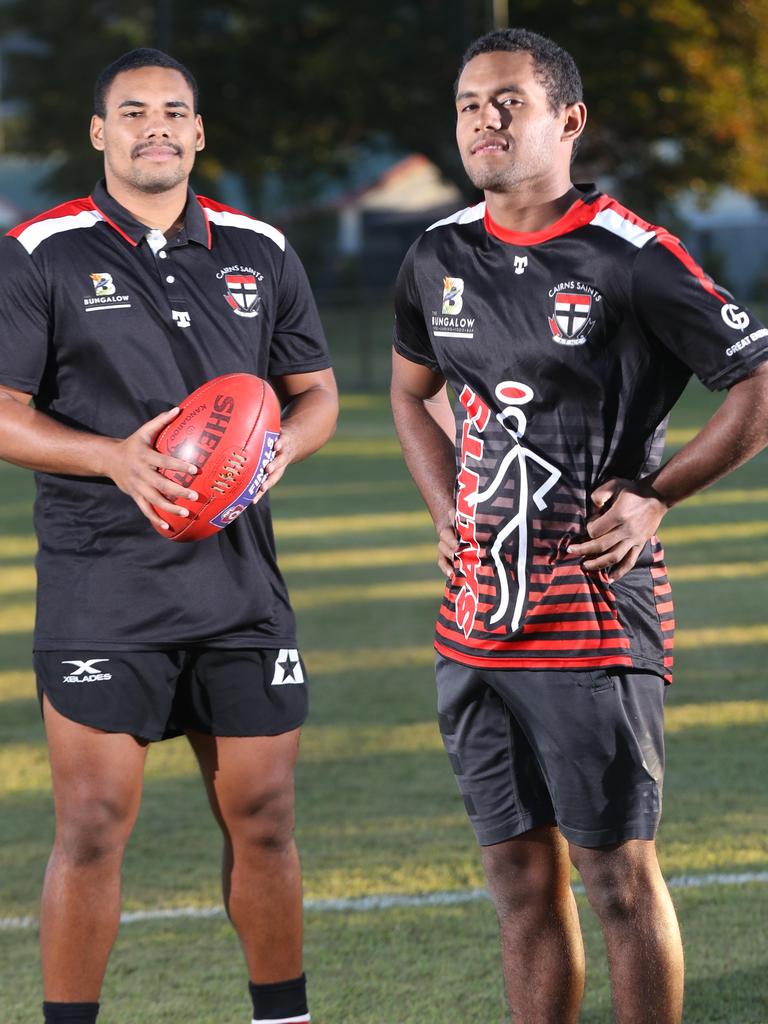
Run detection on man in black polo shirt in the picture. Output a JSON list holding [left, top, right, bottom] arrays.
[[0, 49, 337, 1024], [391, 28, 768, 1024]]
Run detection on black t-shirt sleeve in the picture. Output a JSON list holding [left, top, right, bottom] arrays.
[[393, 241, 440, 372], [632, 233, 768, 391], [267, 241, 331, 376], [0, 235, 50, 394]]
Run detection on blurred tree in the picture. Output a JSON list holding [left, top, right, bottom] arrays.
[[1, 0, 766, 215]]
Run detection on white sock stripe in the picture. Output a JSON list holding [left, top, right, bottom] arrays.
[[251, 1016, 310, 1024]]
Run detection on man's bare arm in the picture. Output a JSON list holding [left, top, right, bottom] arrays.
[[0, 385, 200, 531], [570, 362, 768, 579], [390, 349, 457, 576], [259, 367, 338, 496]]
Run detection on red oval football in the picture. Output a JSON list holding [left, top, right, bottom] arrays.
[[151, 373, 281, 542]]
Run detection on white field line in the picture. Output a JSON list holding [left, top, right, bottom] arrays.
[[1, 871, 767, 932]]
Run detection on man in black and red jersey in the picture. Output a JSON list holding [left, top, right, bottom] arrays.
[[0, 49, 337, 1024], [391, 27, 768, 1024]]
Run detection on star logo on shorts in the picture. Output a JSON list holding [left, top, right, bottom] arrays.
[[271, 649, 304, 686]]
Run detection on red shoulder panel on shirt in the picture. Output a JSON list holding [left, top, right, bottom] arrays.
[[597, 197, 723, 303], [6, 197, 95, 238]]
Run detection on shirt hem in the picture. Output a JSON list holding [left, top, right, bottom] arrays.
[[268, 357, 332, 375], [703, 349, 768, 391], [434, 639, 670, 682], [33, 635, 298, 652], [0, 373, 39, 394]]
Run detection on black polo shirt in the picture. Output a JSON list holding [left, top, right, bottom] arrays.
[[0, 181, 331, 651], [394, 186, 768, 680]]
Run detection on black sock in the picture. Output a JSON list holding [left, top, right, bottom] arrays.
[[248, 974, 308, 1022], [42, 1002, 99, 1024]]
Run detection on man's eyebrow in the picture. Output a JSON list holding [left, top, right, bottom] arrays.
[[456, 83, 526, 103], [117, 99, 191, 109]]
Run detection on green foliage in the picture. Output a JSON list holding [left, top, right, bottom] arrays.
[[2, 1, 768, 212]]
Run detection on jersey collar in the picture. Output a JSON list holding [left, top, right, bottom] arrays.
[[90, 180, 212, 250], [484, 183, 602, 246]]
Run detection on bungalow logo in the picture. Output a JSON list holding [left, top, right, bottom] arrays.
[[431, 276, 476, 339], [83, 273, 131, 312]]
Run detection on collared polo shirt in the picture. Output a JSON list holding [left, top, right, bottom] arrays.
[[0, 181, 331, 650]]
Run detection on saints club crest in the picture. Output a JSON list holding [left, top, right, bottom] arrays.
[[548, 290, 596, 346], [223, 274, 261, 318]]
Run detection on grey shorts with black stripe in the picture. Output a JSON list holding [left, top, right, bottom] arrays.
[[436, 654, 666, 849]]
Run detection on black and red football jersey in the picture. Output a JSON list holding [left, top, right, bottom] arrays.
[[0, 182, 330, 652], [393, 185, 768, 680]]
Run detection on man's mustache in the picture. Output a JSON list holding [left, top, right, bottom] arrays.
[[131, 141, 183, 158]]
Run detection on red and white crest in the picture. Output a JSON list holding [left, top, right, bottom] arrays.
[[224, 274, 261, 318], [552, 292, 591, 340]]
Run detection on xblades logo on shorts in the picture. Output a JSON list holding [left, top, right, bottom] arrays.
[[61, 659, 113, 683]]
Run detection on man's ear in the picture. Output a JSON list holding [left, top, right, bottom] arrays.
[[90, 114, 105, 153], [561, 101, 587, 144]]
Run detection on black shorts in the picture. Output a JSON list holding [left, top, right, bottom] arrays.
[[436, 655, 666, 849], [35, 647, 309, 742]]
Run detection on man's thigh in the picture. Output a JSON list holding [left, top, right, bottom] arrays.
[[493, 668, 666, 848], [436, 656, 666, 849], [436, 654, 555, 846]]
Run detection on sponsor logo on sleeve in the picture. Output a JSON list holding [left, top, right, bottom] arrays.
[[721, 303, 750, 332], [726, 326, 768, 357]]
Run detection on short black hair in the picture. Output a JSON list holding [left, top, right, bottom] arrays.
[[94, 48, 199, 118], [457, 28, 582, 112]]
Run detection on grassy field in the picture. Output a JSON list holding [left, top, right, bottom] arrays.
[[1, 381, 767, 1023]]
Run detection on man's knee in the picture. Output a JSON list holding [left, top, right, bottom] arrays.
[[54, 793, 136, 867], [570, 842, 659, 922], [482, 828, 570, 916], [225, 785, 296, 854]]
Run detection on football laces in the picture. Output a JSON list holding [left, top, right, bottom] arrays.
[[211, 451, 248, 494]]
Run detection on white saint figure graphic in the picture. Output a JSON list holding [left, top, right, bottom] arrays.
[[474, 381, 562, 631]]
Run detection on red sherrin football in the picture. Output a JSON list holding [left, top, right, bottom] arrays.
[[151, 373, 281, 542]]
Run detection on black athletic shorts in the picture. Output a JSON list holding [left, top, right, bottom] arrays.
[[436, 654, 666, 849], [35, 647, 309, 742]]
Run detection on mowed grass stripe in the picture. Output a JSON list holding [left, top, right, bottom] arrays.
[[3, 869, 768, 931], [4, 557, 768, 598], [686, 487, 768, 507], [3, 603, 768, 642], [2, 518, 768, 559], [2, 703, 767, 794], [0, 565, 36, 595], [0, 536, 36, 558]]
